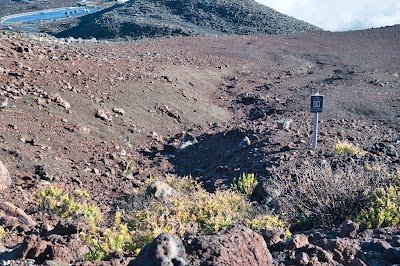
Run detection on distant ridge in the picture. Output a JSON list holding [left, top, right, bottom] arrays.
[[57, 0, 321, 40]]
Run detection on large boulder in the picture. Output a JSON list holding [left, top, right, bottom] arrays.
[[0, 160, 12, 190], [129, 233, 187, 266], [184, 225, 273, 266]]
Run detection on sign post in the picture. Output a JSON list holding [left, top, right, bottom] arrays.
[[310, 93, 323, 149]]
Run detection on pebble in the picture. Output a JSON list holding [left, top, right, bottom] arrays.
[[96, 109, 112, 122], [113, 107, 125, 116], [239, 136, 251, 148]]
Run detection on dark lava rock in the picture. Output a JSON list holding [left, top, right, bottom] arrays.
[[57, 0, 320, 40], [339, 220, 359, 238], [129, 233, 187, 266], [183, 225, 273, 266]]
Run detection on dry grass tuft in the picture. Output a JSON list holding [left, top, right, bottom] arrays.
[[266, 163, 385, 229]]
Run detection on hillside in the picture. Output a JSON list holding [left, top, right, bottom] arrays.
[[0, 25, 399, 265], [56, 0, 321, 39]]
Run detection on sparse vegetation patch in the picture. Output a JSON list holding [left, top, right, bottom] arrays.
[[334, 140, 365, 156], [37, 187, 101, 224], [130, 175, 287, 252], [266, 163, 385, 229], [231, 172, 259, 197]]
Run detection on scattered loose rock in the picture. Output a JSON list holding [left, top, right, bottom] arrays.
[[113, 107, 125, 116], [285, 234, 309, 250], [96, 109, 112, 122], [129, 233, 187, 266], [0, 98, 9, 108], [146, 181, 176, 200]]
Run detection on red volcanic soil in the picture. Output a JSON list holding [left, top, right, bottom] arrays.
[[0, 25, 399, 264]]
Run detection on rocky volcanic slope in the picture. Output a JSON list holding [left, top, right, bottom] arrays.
[[0, 25, 399, 265], [57, 0, 320, 40]]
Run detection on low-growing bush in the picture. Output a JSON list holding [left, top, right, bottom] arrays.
[[37, 187, 133, 260], [231, 173, 259, 197], [37, 177, 288, 261], [37, 187, 101, 225], [82, 212, 135, 260], [0, 226, 4, 240], [355, 185, 400, 229], [129, 175, 287, 252], [334, 141, 364, 156], [266, 163, 385, 229], [247, 215, 291, 237]]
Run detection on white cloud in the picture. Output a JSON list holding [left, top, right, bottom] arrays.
[[255, 0, 400, 31]]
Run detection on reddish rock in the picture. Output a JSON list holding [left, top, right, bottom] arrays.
[[285, 234, 309, 249], [184, 226, 273, 266], [340, 220, 359, 238], [303, 244, 335, 264], [48, 243, 74, 263], [18, 234, 50, 261], [315, 238, 360, 265], [261, 229, 286, 250], [295, 252, 310, 265]]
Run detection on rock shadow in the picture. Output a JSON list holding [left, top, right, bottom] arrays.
[[164, 128, 280, 191]]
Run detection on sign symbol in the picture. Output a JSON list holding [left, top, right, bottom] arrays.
[[313, 101, 321, 108]]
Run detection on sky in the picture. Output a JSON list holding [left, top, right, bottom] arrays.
[[255, 0, 400, 31]]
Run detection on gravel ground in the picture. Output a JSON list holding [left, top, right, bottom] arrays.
[[0, 16, 399, 266]]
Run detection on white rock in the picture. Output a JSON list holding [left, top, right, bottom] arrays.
[[239, 136, 251, 148], [0, 98, 8, 108], [0, 161, 12, 190], [96, 109, 112, 122]]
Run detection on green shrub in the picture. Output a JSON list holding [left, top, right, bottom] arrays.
[[0, 226, 4, 240], [37, 187, 128, 261], [334, 141, 364, 156], [82, 212, 135, 260], [165, 174, 201, 193], [37, 177, 288, 260], [37, 187, 101, 224], [355, 185, 400, 229], [129, 175, 287, 252], [247, 215, 291, 237], [231, 173, 259, 197]]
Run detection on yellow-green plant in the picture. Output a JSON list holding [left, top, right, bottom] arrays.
[[231, 173, 259, 197], [38, 177, 289, 261], [37, 187, 101, 223], [0, 226, 4, 240], [334, 141, 364, 156], [165, 174, 201, 192], [129, 175, 287, 253], [247, 214, 291, 238], [82, 212, 134, 261], [355, 185, 400, 228]]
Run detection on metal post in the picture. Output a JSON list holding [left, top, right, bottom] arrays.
[[312, 112, 318, 149]]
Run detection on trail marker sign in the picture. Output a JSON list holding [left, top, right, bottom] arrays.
[[310, 93, 323, 149], [310, 94, 324, 113]]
